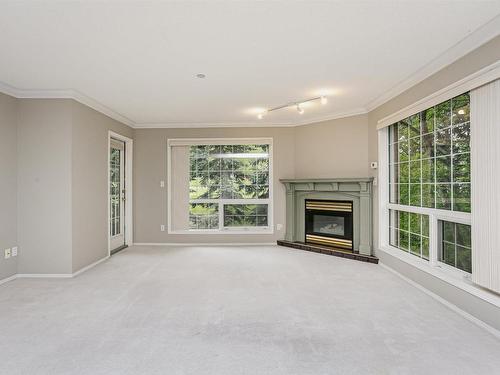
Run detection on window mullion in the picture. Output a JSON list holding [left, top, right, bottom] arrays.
[[429, 213, 439, 267], [219, 202, 224, 230]]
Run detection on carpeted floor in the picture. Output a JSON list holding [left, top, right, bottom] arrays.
[[1, 245, 499, 375]]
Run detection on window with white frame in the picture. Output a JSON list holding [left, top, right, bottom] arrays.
[[186, 142, 272, 231], [386, 93, 472, 273]]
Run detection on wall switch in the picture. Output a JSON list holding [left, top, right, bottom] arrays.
[[4, 248, 11, 259], [160, 180, 165, 188], [160, 225, 165, 232], [11, 247, 18, 257], [276, 224, 283, 231], [373, 177, 378, 186]]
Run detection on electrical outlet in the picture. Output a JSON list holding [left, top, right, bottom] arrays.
[[160, 180, 165, 188], [4, 248, 11, 259], [11, 247, 18, 257], [276, 224, 283, 231], [160, 225, 165, 232]]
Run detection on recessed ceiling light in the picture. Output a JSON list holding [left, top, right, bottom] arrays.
[[196, 73, 206, 79]]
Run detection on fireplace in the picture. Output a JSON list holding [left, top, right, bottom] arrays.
[[305, 199, 353, 250]]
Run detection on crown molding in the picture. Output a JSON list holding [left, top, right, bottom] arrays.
[[0, 81, 135, 127], [365, 14, 500, 112], [1, 79, 367, 129], [133, 107, 369, 129]]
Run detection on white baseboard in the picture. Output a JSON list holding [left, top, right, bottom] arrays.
[[132, 242, 277, 247], [17, 273, 72, 278], [72, 256, 109, 277], [4, 256, 110, 282], [0, 274, 17, 286], [380, 262, 500, 340]]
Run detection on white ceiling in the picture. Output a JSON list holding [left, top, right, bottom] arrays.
[[0, 1, 500, 128]]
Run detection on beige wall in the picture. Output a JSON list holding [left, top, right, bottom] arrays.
[[0, 93, 18, 280], [17, 99, 73, 274], [134, 127, 296, 243], [367, 35, 500, 331], [295, 114, 369, 178], [133, 115, 370, 244], [5, 96, 133, 275], [71, 101, 133, 273]]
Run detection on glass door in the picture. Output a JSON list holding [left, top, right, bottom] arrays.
[[110, 139, 125, 251]]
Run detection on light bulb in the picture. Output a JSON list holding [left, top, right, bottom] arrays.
[[296, 104, 304, 114], [320, 96, 328, 105]]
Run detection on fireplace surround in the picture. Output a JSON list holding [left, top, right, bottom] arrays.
[[279, 178, 374, 256]]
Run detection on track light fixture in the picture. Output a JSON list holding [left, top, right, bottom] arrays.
[[256, 95, 328, 119]]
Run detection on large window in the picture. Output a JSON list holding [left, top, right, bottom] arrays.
[[187, 142, 271, 231], [386, 93, 472, 273], [389, 93, 470, 212]]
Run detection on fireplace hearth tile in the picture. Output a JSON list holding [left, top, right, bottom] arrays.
[[277, 240, 378, 264]]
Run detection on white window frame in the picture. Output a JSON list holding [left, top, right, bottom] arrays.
[[167, 137, 274, 235], [377, 60, 500, 307], [380, 115, 472, 276]]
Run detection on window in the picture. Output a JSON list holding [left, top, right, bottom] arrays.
[[109, 146, 121, 236], [389, 93, 470, 212], [439, 221, 472, 273], [186, 142, 272, 231], [389, 210, 429, 260], [385, 93, 471, 274]]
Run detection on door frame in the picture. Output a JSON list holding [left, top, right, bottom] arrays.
[[108, 131, 133, 256]]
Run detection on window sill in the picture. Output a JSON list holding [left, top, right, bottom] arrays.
[[378, 244, 500, 309], [168, 228, 275, 235]]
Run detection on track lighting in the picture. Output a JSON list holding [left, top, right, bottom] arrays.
[[255, 95, 328, 119]]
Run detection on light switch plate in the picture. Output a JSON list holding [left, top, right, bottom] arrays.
[[160, 225, 165, 232], [12, 247, 18, 257], [160, 180, 165, 188], [4, 248, 11, 259]]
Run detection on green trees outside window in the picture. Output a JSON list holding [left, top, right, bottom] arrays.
[[440, 221, 472, 273], [389, 93, 470, 212], [188, 144, 270, 230], [389, 210, 430, 260], [387, 93, 472, 273]]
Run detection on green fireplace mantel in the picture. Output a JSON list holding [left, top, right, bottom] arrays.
[[280, 178, 374, 256]]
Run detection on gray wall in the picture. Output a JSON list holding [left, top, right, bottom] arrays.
[[133, 115, 371, 244], [17, 99, 73, 274], [134, 127, 295, 244], [295, 114, 369, 178], [71, 101, 133, 273], [0, 93, 18, 280], [2, 96, 133, 276], [367, 35, 500, 331]]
